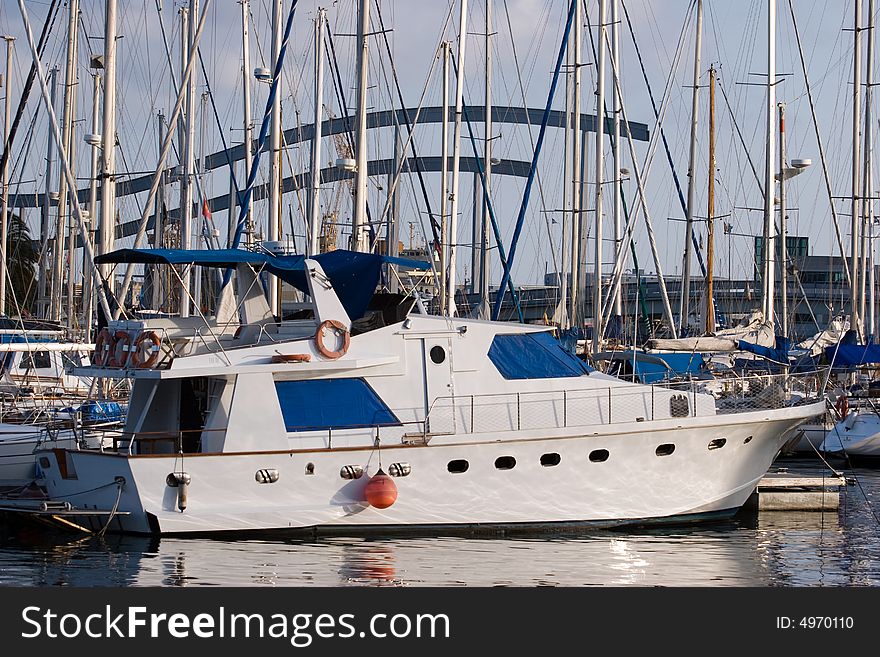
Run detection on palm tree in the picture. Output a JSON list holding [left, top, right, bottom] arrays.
[[3, 212, 38, 317]]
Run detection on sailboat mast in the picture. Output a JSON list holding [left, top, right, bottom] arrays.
[[240, 0, 254, 248], [183, 0, 199, 316], [682, 0, 703, 334], [352, 0, 371, 253], [439, 41, 450, 311], [572, 0, 583, 330], [152, 111, 165, 311], [15, 0, 112, 322], [778, 101, 788, 341], [863, 0, 875, 338], [479, 0, 492, 315], [706, 65, 716, 334], [38, 67, 58, 317], [177, 6, 191, 316], [593, 0, 606, 354], [307, 7, 326, 256], [851, 0, 863, 338], [566, 30, 577, 330], [100, 0, 117, 297], [0, 36, 13, 316], [268, 0, 283, 311], [762, 0, 777, 331], [611, 0, 623, 321], [83, 70, 101, 340], [52, 0, 78, 323], [447, 0, 469, 317], [65, 105, 78, 330]]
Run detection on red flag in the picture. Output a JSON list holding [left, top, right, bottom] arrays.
[[201, 199, 212, 221]]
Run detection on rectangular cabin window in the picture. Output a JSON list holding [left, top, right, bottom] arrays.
[[274, 378, 400, 432], [488, 332, 594, 380], [21, 351, 52, 370]]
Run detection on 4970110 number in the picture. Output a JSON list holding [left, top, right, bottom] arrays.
[[776, 616, 854, 629]]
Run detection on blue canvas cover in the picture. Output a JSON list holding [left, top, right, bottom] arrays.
[[737, 336, 791, 365], [488, 331, 594, 380], [824, 342, 880, 367], [95, 248, 429, 321], [627, 357, 670, 384], [605, 351, 705, 384], [274, 378, 400, 432], [653, 352, 706, 380]]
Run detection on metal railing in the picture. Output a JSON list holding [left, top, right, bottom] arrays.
[[67, 372, 827, 453], [423, 371, 825, 436]]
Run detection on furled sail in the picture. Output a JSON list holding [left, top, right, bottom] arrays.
[[646, 310, 774, 352]]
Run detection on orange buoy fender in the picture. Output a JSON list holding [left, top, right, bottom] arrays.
[[364, 468, 397, 509]]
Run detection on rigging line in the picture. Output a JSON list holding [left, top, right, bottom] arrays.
[[787, 0, 852, 288], [364, 34, 446, 257], [369, 15, 404, 260], [323, 21, 375, 245], [150, 1, 186, 172], [501, 0, 560, 282], [324, 25, 356, 160], [620, 0, 707, 277], [593, 19, 678, 339], [152, 0, 219, 249], [492, 0, 576, 321], [227, 0, 300, 253], [450, 54, 524, 323], [112, 0, 219, 319], [590, 0, 692, 331], [197, 48, 241, 206], [0, 0, 62, 178], [582, 1, 651, 337], [373, 0, 439, 240], [715, 74, 764, 196]]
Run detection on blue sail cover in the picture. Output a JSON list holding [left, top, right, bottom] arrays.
[[737, 336, 791, 365], [95, 248, 430, 321], [824, 342, 880, 367]]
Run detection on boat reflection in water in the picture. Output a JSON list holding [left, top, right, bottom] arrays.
[[6, 496, 877, 587]]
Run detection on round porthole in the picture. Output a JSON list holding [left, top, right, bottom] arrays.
[[430, 345, 446, 364]]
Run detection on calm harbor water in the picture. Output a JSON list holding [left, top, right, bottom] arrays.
[[1, 458, 878, 587]]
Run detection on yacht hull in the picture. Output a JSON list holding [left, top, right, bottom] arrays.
[[40, 402, 822, 535]]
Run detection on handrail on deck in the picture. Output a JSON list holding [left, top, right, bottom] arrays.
[[423, 370, 826, 436]]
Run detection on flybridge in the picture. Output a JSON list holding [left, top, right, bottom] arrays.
[[82, 248, 428, 373], [94, 248, 430, 324]]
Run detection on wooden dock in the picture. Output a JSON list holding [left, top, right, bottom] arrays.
[[748, 472, 848, 511]]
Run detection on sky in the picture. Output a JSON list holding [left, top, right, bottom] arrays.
[[0, 0, 870, 297]]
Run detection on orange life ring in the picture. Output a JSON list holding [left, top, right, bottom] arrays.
[[130, 331, 162, 368], [314, 319, 350, 360], [835, 395, 849, 418], [93, 328, 113, 367], [108, 330, 132, 368]]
